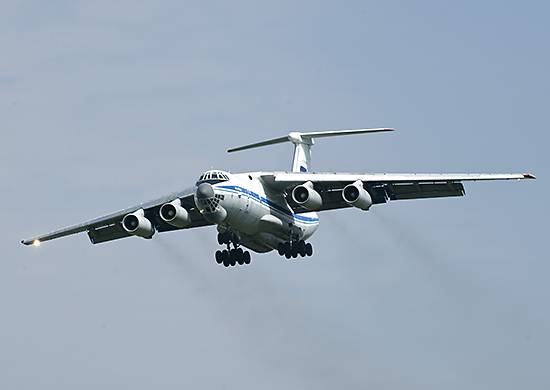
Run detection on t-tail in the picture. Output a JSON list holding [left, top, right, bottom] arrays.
[[227, 128, 394, 172]]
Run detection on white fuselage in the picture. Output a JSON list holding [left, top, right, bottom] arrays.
[[196, 172, 319, 253]]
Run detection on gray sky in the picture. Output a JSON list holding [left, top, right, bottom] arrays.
[[1, 1, 548, 389]]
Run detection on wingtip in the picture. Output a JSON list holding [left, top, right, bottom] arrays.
[[21, 239, 39, 246], [523, 173, 536, 179]]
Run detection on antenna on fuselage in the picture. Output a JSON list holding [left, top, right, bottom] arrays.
[[227, 128, 394, 172]]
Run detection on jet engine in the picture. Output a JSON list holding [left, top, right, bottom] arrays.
[[342, 180, 372, 210], [159, 199, 191, 228], [292, 181, 322, 211], [122, 209, 155, 238]]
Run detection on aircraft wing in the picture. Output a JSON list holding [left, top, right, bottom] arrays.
[[21, 186, 212, 246], [262, 172, 536, 212]]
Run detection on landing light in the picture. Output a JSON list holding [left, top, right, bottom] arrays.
[[32, 240, 41, 247]]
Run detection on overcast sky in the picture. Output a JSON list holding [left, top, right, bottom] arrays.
[[1, 1, 548, 389]]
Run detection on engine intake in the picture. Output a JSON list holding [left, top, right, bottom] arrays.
[[292, 181, 322, 211], [342, 180, 372, 210], [160, 199, 191, 228], [122, 209, 155, 238]]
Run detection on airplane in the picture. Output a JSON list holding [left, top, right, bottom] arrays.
[[21, 128, 535, 267]]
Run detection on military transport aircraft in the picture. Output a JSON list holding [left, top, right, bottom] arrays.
[[22, 129, 535, 267]]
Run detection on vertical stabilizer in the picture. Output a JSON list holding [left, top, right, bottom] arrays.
[[288, 132, 313, 172]]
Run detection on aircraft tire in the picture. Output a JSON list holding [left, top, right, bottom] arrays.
[[283, 242, 291, 256], [222, 250, 231, 266], [215, 250, 223, 264], [243, 251, 251, 264], [236, 248, 244, 265], [297, 240, 306, 257], [291, 244, 299, 258], [305, 243, 313, 257], [229, 250, 237, 266]]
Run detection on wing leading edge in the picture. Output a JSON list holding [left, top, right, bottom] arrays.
[[21, 187, 211, 246], [271, 172, 535, 184]]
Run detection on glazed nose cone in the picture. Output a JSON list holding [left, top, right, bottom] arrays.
[[196, 182, 214, 200]]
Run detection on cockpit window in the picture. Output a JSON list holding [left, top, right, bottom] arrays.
[[196, 170, 230, 186]]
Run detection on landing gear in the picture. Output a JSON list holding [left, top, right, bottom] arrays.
[[217, 231, 239, 246], [277, 240, 313, 260], [215, 250, 224, 264], [305, 242, 313, 257], [243, 251, 251, 264], [215, 231, 251, 267]]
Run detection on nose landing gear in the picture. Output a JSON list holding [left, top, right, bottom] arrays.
[[215, 231, 251, 267], [277, 240, 313, 260]]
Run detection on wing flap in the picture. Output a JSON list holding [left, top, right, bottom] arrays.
[[386, 182, 465, 200], [87, 223, 131, 244]]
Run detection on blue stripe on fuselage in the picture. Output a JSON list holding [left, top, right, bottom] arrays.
[[216, 185, 319, 224]]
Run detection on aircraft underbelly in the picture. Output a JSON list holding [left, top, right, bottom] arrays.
[[215, 182, 319, 252]]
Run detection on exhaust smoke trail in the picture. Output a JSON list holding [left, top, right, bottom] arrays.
[[369, 209, 484, 299], [152, 233, 319, 387], [153, 234, 212, 293]]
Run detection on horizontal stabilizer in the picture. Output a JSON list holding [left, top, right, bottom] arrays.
[[227, 128, 394, 172], [227, 136, 289, 153], [227, 128, 394, 153]]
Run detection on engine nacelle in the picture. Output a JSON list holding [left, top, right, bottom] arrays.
[[342, 180, 373, 210], [122, 209, 155, 238], [292, 181, 322, 211], [159, 199, 191, 228]]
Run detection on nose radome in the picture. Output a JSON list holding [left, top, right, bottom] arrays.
[[196, 183, 215, 199]]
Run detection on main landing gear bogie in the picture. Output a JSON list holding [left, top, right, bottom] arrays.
[[277, 240, 313, 260], [215, 248, 251, 267], [215, 231, 251, 267]]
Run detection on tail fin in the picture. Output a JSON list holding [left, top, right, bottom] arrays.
[[227, 128, 394, 172]]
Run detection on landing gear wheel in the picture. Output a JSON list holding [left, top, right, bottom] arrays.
[[277, 243, 285, 256], [236, 248, 244, 265], [297, 240, 306, 257], [217, 233, 224, 245], [291, 243, 299, 258], [283, 242, 291, 256], [222, 250, 230, 267], [215, 250, 223, 264], [228, 250, 237, 266], [305, 243, 313, 257], [243, 251, 251, 264]]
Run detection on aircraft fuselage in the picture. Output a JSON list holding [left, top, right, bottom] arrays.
[[195, 172, 319, 253]]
